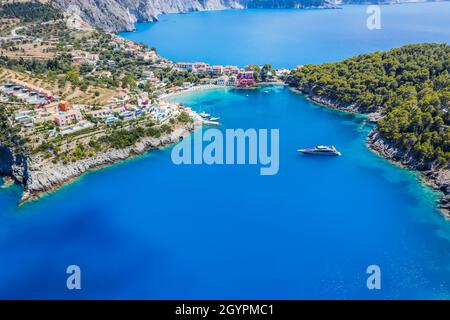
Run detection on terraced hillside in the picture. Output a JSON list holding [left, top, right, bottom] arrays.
[[0, 66, 116, 105]]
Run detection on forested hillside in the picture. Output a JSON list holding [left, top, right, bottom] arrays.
[[0, 2, 63, 22], [290, 44, 450, 167]]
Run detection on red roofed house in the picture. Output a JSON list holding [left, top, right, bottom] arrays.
[[58, 101, 71, 112], [54, 110, 83, 126]]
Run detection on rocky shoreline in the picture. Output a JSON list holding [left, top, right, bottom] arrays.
[[0, 124, 197, 204], [367, 130, 450, 217], [295, 87, 450, 218], [291, 87, 383, 121]]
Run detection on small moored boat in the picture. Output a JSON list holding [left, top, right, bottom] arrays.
[[298, 145, 341, 156]]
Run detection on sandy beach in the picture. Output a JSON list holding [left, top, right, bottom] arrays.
[[159, 84, 227, 100]]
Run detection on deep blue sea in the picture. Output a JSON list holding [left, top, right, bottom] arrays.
[[1, 3, 450, 299], [121, 3, 450, 68]]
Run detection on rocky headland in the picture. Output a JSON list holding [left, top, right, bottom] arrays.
[[0, 124, 197, 204]]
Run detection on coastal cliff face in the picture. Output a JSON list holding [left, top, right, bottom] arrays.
[[49, 0, 440, 31], [1, 125, 194, 203], [51, 0, 242, 31], [0, 146, 29, 185]]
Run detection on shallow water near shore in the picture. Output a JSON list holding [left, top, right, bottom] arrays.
[[1, 3, 450, 299]]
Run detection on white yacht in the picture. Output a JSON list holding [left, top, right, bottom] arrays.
[[199, 112, 210, 118], [298, 145, 341, 156]]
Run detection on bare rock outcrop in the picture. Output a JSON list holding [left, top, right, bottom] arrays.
[[51, 0, 245, 31]]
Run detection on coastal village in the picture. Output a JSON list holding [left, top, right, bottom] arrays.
[[0, 4, 290, 155], [0, 1, 291, 200], [0, 30, 289, 150]]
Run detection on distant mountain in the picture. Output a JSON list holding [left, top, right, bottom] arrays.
[[48, 0, 441, 32]]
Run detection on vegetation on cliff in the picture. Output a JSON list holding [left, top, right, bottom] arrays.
[[290, 43, 450, 168], [0, 104, 29, 153]]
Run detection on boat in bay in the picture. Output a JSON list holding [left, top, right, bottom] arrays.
[[199, 112, 210, 118], [298, 145, 341, 156]]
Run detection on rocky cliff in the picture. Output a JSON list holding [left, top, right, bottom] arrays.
[[0, 146, 29, 186]]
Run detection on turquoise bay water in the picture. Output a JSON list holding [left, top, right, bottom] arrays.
[[1, 4, 450, 299], [1, 86, 450, 299], [122, 3, 450, 68]]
